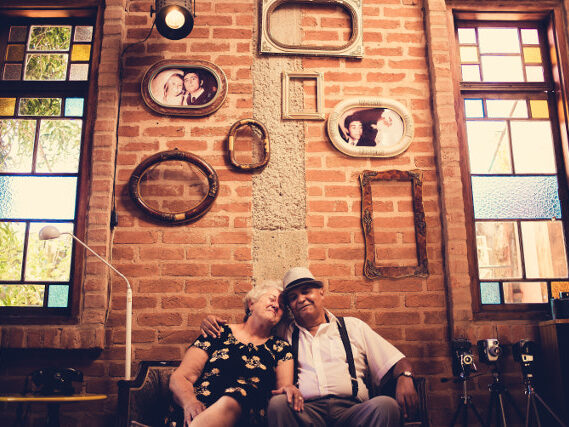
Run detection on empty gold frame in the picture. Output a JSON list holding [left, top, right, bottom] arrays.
[[360, 169, 428, 279], [282, 71, 324, 120], [260, 0, 363, 58]]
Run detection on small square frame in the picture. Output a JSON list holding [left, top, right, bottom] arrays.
[[360, 169, 429, 279], [281, 71, 324, 120]]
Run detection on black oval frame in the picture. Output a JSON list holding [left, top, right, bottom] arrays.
[[128, 150, 219, 224]]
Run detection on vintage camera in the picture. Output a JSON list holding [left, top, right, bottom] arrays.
[[512, 339, 538, 380], [477, 338, 502, 364], [30, 367, 83, 395], [551, 291, 569, 319], [452, 338, 477, 378]]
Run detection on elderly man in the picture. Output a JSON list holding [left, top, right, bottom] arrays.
[[202, 267, 419, 426]]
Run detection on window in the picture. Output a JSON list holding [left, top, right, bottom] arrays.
[[0, 16, 95, 317], [456, 17, 569, 312]]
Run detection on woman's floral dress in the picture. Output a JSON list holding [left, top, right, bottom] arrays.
[[191, 325, 292, 425]]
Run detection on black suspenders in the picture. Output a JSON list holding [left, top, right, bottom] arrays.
[[291, 316, 358, 400]]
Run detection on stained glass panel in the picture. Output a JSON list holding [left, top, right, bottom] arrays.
[[28, 26, 71, 51], [0, 119, 36, 172], [523, 47, 541, 64], [6, 45, 25, 62], [478, 28, 520, 54], [69, 63, 89, 81], [480, 282, 501, 304], [19, 98, 61, 116], [8, 26, 27, 43], [36, 119, 82, 173], [464, 99, 484, 118], [486, 100, 527, 118], [461, 65, 481, 82], [47, 285, 69, 307], [472, 176, 561, 219], [481, 56, 524, 82], [460, 46, 478, 62], [521, 29, 539, 45], [530, 100, 548, 118], [70, 44, 90, 62], [0, 221, 26, 280], [25, 222, 73, 282], [24, 54, 68, 81], [466, 121, 512, 174], [476, 221, 522, 279], [3, 64, 22, 80], [0, 284, 44, 307], [503, 282, 548, 303], [510, 121, 556, 174], [64, 98, 84, 117], [552, 282, 569, 299], [521, 221, 568, 278], [0, 98, 16, 116], [0, 176, 77, 220], [74, 26, 93, 42], [458, 28, 476, 44], [526, 66, 544, 82]]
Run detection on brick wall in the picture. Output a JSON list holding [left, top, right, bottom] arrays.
[[2, 0, 566, 425]]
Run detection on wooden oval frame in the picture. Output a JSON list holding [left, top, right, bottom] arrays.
[[141, 59, 227, 117], [327, 97, 414, 158], [128, 150, 219, 224], [227, 119, 270, 171]]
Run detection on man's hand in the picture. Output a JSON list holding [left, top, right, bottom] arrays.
[[395, 376, 419, 420], [183, 400, 206, 426], [200, 315, 227, 338], [272, 385, 304, 412]]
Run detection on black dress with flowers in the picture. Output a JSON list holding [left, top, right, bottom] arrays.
[[191, 325, 292, 426]]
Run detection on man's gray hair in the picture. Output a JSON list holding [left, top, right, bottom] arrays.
[[243, 280, 283, 318]]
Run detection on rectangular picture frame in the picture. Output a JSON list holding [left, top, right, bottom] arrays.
[[360, 169, 429, 279], [281, 71, 324, 120]]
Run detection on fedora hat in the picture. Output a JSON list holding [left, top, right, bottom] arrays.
[[283, 267, 323, 296]]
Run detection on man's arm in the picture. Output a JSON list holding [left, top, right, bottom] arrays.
[[391, 357, 419, 421]]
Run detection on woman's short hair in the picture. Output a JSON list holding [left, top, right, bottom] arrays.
[[243, 280, 283, 319]]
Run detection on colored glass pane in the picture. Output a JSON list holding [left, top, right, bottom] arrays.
[[19, 98, 61, 116], [36, 119, 82, 173], [478, 28, 520, 54], [0, 119, 36, 173], [24, 54, 68, 81], [74, 26, 93, 42], [521, 221, 568, 279], [0, 221, 26, 280], [64, 98, 84, 117], [0, 98, 16, 116], [510, 121, 556, 174], [526, 66, 544, 82], [0, 176, 77, 220], [47, 285, 68, 307], [466, 121, 512, 174], [476, 221, 522, 279], [486, 99, 528, 118], [458, 28, 476, 44], [521, 29, 539, 45], [28, 26, 71, 51], [464, 99, 484, 118], [460, 46, 478, 63], [3, 64, 22, 80], [8, 26, 27, 43], [480, 282, 501, 304], [523, 47, 541, 64], [70, 44, 91, 62], [503, 282, 548, 303], [6, 45, 25, 62], [25, 222, 73, 282], [481, 56, 524, 82], [472, 176, 562, 220], [552, 282, 569, 299], [462, 65, 481, 82], [530, 100, 549, 118], [0, 284, 44, 307], [69, 64, 89, 81]]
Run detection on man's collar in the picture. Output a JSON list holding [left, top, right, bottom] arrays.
[[292, 309, 335, 332]]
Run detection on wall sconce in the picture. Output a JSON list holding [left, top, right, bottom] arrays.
[[152, 0, 195, 40]]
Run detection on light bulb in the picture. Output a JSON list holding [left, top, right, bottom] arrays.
[[164, 8, 185, 29]]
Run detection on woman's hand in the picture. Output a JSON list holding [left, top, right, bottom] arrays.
[[272, 385, 304, 412], [200, 315, 227, 338], [183, 400, 206, 426]]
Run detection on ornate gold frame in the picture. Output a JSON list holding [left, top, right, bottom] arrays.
[[360, 169, 428, 279]]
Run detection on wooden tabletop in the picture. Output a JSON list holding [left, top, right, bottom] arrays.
[[0, 393, 107, 403]]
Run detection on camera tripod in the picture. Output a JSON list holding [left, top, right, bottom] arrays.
[[522, 376, 567, 427], [485, 366, 523, 426], [450, 376, 486, 427]]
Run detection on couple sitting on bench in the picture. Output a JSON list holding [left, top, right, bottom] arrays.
[[168, 267, 419, 427]]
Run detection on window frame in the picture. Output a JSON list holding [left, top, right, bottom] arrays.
[[0, 3, 101, 324], [451, 9, 569, 319]]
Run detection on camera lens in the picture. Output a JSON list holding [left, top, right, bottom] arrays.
[[463, 354, 474, 365]]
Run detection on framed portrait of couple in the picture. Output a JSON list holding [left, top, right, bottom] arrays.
[[141, 59, 227, 116], [327, 97, 414, 158]]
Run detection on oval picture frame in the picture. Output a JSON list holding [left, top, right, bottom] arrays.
[[128, 150, 219, 224], [141, 59, 227, 117], [327, 97, 414, 158]]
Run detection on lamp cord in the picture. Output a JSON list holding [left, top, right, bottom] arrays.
[[104, 19, 156, 323]]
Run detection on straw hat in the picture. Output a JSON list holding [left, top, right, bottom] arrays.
[[282, 267, 323, 296]]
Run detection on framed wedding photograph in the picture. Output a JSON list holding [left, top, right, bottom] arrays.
[[327, 97, 414, 158], [141, 59, 227, 116]]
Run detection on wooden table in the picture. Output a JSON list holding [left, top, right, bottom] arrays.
[[0, 393, 107, 427]]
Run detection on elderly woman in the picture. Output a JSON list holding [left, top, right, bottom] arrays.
[[169, 281, 303, 427]]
